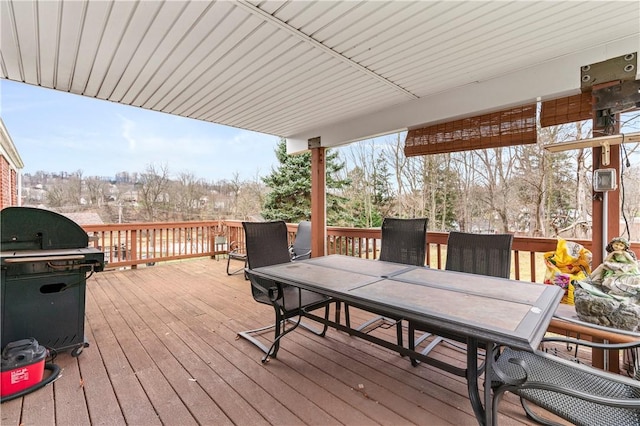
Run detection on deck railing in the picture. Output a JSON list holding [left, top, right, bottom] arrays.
[[324, 227, 595, 283], [83, 219, 636, 283]]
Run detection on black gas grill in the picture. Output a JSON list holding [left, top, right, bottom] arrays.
[[1, 207, 104, 356]]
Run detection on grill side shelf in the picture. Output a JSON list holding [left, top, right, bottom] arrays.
[[3, 255, 86, 263]]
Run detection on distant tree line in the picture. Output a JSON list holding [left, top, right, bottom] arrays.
[[21, 113, 640, 240], [331, 118, 640, 240], [21, 165, 266, 224], [263, 116, 640, 240]]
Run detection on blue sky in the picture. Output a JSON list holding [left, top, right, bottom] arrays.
[[0, 79, 281, 182]]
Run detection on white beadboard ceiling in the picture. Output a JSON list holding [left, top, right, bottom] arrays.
[[1, 0, 639, 152]]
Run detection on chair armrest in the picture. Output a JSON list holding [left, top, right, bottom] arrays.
[[228, 241, 247, 261], [267, 285, 283, 301], [291, 250, 311, 261], [492, 347, 640, 424], [547, 313, 640, 349], [245, 269, 284, 302], [543, 334, 640, 351], [553, 311, 640, 338], [229, 241, 246, 254]]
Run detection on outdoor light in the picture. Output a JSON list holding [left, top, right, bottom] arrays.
[[593, 168, 617, 192], [592, 168, 618, 261]]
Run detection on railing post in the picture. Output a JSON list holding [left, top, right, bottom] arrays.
[[131, 229, 138, 269], [210, 224, 216, 259]]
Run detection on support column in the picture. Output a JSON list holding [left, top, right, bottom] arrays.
[[591, 81, 621, 265], [309, 138, 326, 257], [591, 82, 621, 373]]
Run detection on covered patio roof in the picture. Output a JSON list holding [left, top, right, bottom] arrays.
[[1, 1, 638, 153]]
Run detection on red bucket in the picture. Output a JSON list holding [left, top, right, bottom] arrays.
[[1, 338, 47, 398]]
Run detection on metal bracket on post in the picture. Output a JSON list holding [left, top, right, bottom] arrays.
[[600, 141, 611, 166], [581, 52, 637, 91], [308, 137, 321, 150]]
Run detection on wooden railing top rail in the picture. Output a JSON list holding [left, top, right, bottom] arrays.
[[82, 220, 225, 232], [80, 219, 639, 275]]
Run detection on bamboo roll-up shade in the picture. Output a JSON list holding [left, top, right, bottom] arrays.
[[404, 104, 537, 157], [540, 92, 592, 127]]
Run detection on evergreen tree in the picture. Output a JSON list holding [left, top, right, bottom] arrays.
[[262, 138, 350, 224], [371, 155, 393, 223], [343, 166, 375, 228]]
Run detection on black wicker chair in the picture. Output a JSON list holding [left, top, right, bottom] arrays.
[[226, 240, 247, 277], [492, 335, 640, 426], [237, 221, 331, 362], [344, 217, 428, 349], [289, 220, 312, 261], [408, 231, 513, 366], [442, 231, 513, 278]]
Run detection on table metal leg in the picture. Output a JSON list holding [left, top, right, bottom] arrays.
[[466, 338, 485, 424], [466, 339, 496, 426], [483, 342, 496, 426]]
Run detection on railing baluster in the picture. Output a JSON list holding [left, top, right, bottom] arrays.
[[81, 220, 603, 282]]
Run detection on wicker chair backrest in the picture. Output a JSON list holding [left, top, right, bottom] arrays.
[[378, 218, 428, 266], [445, 231, 513, 279]]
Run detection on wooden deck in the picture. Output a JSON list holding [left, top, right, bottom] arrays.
[[2, 258, 568, 425]]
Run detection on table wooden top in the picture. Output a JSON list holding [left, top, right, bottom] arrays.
[[305, 255, 414, 277]]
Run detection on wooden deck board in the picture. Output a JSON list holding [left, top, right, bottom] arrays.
[[2, 258, 557, 425], [79, 325, 126, 426]]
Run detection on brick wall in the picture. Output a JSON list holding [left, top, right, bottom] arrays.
[[0, 155, 18, 209], [11, 168, 17, 206]]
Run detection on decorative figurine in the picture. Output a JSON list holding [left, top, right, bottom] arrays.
[[574, 236, 640, 332], [589, 236, 640, 296]]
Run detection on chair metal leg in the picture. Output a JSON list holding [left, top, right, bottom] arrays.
[[237, 323, 281, 356], [421, 337, 486, 359], [414, 330, 434, 347], [520, 397, 561, 426], [263, 305, 330, 362], [227, 254, 247, 276], [421, 336, 445, 356], [350, 313, 403, 355], [344, 304, 398, 338], [262, 311, 296, 363], [355, 315, 397, 332], [238, 305, 331, 362]]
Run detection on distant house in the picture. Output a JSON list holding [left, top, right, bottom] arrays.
[[62, 211, 104, 226], [0, 118, 24, 209]]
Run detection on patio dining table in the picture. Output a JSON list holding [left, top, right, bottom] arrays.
[[251, 254, 563, 426]]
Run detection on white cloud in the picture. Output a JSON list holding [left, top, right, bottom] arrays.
[[119, 115, 137, 151]]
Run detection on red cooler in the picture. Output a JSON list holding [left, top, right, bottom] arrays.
[[1, 338, 47, 398]]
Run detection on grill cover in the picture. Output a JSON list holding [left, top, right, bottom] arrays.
[[1, 207, 104, 355], [1, 207, 88, 251]]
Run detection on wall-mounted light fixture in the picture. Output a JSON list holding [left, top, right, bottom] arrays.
[[593, 168, 617, 192]]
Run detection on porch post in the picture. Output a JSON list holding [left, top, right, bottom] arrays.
[[591, 81, 621, 265], [591, 82, 621, 373], [309, 138, 326, 257]]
